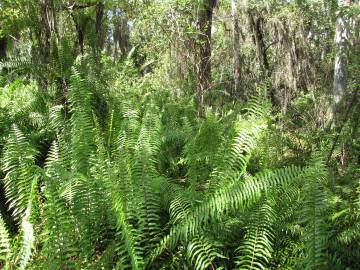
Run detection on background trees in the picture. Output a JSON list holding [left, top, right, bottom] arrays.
[[0, 0, 359, 269]]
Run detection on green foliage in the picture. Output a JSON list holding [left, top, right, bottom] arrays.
[[2, 125, 38, 221], [301, 155, 329, 270], [0, 1, 359, 268], [236, 201, 276, 270], [0, 214, 11, 265], [1, 80, 353, 269]]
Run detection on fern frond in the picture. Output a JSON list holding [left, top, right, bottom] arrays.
[[301, 155, 328, 270], [244, 95, 270, 119], [17, 177, 37, 270], [337, 222, 360, 244], [236, 201, 276, 270], [0, 214, 11, 264], [211, 118, 266, 188], [0, 57, 31, 71], [168, 186, 193, 224], [49, 105, 66, 133], [1, 125, 38, 221], [187, 235, 224, 270], [100, 156, 144, 270], [109, 179, 145, 270], [69, 69, 95, 174], [58, 37, 74, 76], [130, 109, 163, 253], [149, 165, 304, 263], [41, 176, 77, 270], [71, 171, 105, 257]]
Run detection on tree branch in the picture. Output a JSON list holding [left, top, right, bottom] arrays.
[[62, 1, 99, 11]]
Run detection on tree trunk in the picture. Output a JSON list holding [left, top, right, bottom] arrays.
[[196, 0, 216, 118], [39, 0, 52, 64], [113, 8, 129, 60], [248, 10, 274, 104], [248, 11, 269, 75], [72, 14, 85, 55], [95, 2, 105, 51], [0, 34, 6, 60], [231, 0, 242, 98], [331, 0, 352, 120]]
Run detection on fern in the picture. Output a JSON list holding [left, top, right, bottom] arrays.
[[0, 214, 11, 266], [1, 125, 38, 221], [41, 141, 77, 270], [149, 165, 304, 264], [236, 201, 276, 270], [69, 69, 95, 174], [17, 177, 37, 270], [301, 155, 329, 269], [104, 166, 145, 270], [187, 235, 225, 270]]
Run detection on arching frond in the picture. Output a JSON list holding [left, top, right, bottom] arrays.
[[236, 201, 276, 270], [187, 236, 225, 270], [17, 177, 37, 270], [0, 214, 11, 265], [301, 155, 329, 270], [69, 69, 95, 174], [149, 165, 304, 263], [1, 125, 38, 221]]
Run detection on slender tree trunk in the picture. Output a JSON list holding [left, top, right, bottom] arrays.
[[119, 15, 130, 57], [0, 34, 6, 60], [196, 0, 216, 118], [231, 0, 242, 98], [72, 14, 85, 55], [248, 11, 269, 75], [248, 10, 274, 104], [39, 0, 52, 64], [113, 8, 129, 60], [50, 0, 59, 40], [331, 0, 352, 120], [95, 2, 105, 51]]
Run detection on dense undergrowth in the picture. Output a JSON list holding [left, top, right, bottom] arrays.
[[0, 49, 359, 270]]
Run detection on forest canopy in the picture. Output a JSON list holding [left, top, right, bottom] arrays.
[[0, 0, 359, 269]]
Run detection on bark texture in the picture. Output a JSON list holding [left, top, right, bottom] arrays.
[[196, 0, 217, 117], [231, 0, 242, 97]]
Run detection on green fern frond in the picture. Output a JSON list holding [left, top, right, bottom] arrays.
[[0, 214, 11, 265], [69, 68, 95, 174], [0, 57, 31, 71], [17, 177, 37, 270], [45, 140, 71, 183], [244, 95, 270, 119], [337, 222, 360, 244], [301, 155, 328, 270], [236, 201, 276, 270], [58, 37, 74, 76], [131, 109, 163, 252], [168, 187, 193, 224], [111, 184, 145, 270], [211, 118, 267, 188], [41, 176, 77, 270], [49, 105, 66, 133], [1, 125, 38, 221], [187, 235, 225, 270], [149, 165, 304, 263]]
